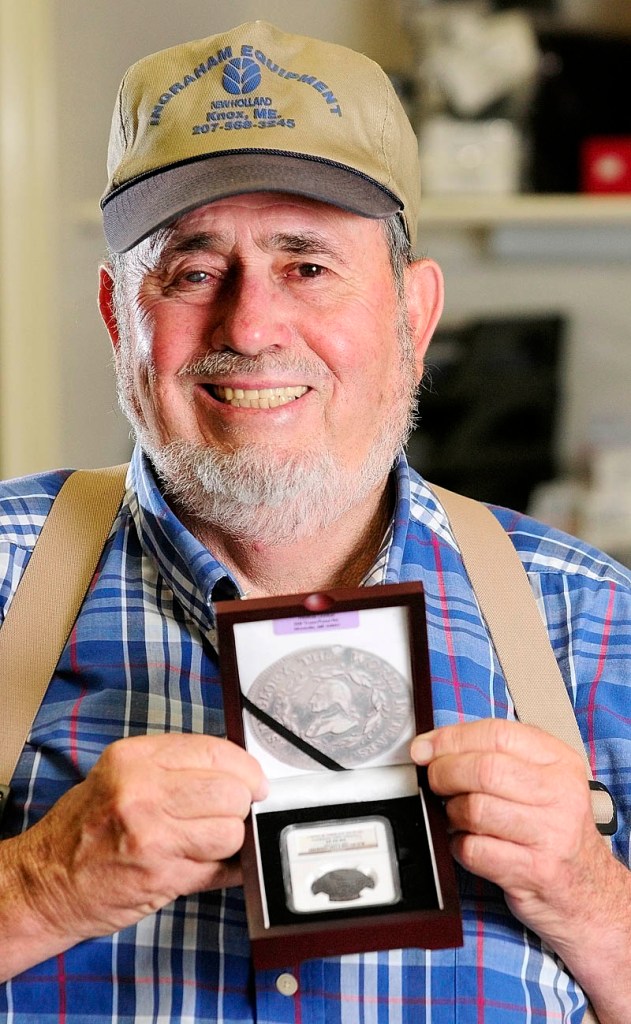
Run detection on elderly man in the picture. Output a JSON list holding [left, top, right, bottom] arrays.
[[0, 20, 629, 1024]]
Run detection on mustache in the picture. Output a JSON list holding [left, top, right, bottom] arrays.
[[177, 351, 329, 381]]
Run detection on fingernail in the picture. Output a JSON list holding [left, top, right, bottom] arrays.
[[411, 735, 434, 764]]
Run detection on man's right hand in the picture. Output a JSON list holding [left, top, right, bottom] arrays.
[[0, 733, 267, 980]]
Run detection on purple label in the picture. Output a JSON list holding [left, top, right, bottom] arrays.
[[273, 611, 360, 635]]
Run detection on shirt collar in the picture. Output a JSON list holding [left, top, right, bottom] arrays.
[[368, 454, 461, 584], [128, 445, 237, 628]]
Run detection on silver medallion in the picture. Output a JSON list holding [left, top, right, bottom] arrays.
[[247, 644, 412, 769]]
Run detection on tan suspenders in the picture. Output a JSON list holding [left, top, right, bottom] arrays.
[[432, 484, 616, 839], [0, 465, 128, 814], [432, 484, 611, 1024]]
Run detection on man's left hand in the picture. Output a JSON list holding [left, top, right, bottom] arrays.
[[411, 719, 631, 1024]]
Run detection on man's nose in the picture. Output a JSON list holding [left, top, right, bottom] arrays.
[[211, 272, 292, 355]]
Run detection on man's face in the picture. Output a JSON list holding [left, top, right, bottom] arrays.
[[104, 193, 441, 543]]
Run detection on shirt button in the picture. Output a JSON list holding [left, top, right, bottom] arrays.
[[276, 972, 299, 996]]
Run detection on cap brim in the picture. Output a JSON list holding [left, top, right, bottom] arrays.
[[101, 151, 402, 253]]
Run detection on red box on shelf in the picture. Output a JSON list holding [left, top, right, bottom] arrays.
[[581, 137, 631, 194]]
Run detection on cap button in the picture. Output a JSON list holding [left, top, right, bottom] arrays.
[[275, 972, 299, 996]]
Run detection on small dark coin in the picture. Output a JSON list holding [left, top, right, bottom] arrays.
[[311, 868, 376, 902], [247, 644, 412, 769]]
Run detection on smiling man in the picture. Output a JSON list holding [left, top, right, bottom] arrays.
[[102, 192, 438, 591], [0, 20, 630, 1024]]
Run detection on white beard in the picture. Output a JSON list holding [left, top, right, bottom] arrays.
[[116, 321, 418, 547]]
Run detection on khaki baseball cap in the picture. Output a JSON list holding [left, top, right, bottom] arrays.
[[101, 21, 420, 252]]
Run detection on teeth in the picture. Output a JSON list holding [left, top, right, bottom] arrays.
[[212, 385, 308, 409]]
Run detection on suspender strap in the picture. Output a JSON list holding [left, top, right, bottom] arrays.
[[0, 465, 128, 808], [430, 484, 617, 839]]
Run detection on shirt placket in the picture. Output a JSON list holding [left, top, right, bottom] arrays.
[[254, 961, 327, 1023]]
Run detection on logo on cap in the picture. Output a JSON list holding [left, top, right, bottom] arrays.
[[222, 57, 261, 95]]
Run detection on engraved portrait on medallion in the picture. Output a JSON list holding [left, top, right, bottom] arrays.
[[247, 644, 412, 769]]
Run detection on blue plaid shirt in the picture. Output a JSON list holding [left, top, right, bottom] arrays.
[[1, 444, 629, 1023]]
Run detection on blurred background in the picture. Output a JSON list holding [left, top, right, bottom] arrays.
[[1, 0, 631, 561]]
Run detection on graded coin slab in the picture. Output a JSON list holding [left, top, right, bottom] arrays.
[[281, 816, 401, 914]]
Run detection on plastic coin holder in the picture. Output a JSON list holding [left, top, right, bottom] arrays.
[[280, 816, 401, 914]]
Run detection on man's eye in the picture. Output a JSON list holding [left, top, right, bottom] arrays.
[[183, 270, 210, 284], [296, 263, 325, 279]]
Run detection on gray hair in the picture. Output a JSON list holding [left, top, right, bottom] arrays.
[[382, 214, 414, 296]]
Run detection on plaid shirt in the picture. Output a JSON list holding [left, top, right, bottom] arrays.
[[1, 444, 629, 1023]]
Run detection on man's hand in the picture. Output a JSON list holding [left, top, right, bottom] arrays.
[[0, 733, 267, 980], [411, 719, 631, 1024]]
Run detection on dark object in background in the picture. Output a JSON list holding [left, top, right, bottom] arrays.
[[406, 314, 565, 512], [492, 0, 557, 10], [530, 32, 631, 192]]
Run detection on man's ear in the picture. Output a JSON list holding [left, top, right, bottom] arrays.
[[98, 264, 120, 351], [403, 258, 444, 381]]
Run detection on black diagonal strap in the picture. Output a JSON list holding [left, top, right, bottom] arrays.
[[241, 694, 345, 771]]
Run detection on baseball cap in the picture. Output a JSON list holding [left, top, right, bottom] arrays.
[[101, 20, 420, 253]]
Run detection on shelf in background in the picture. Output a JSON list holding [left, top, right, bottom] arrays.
[[420, 194, 631, 229]]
